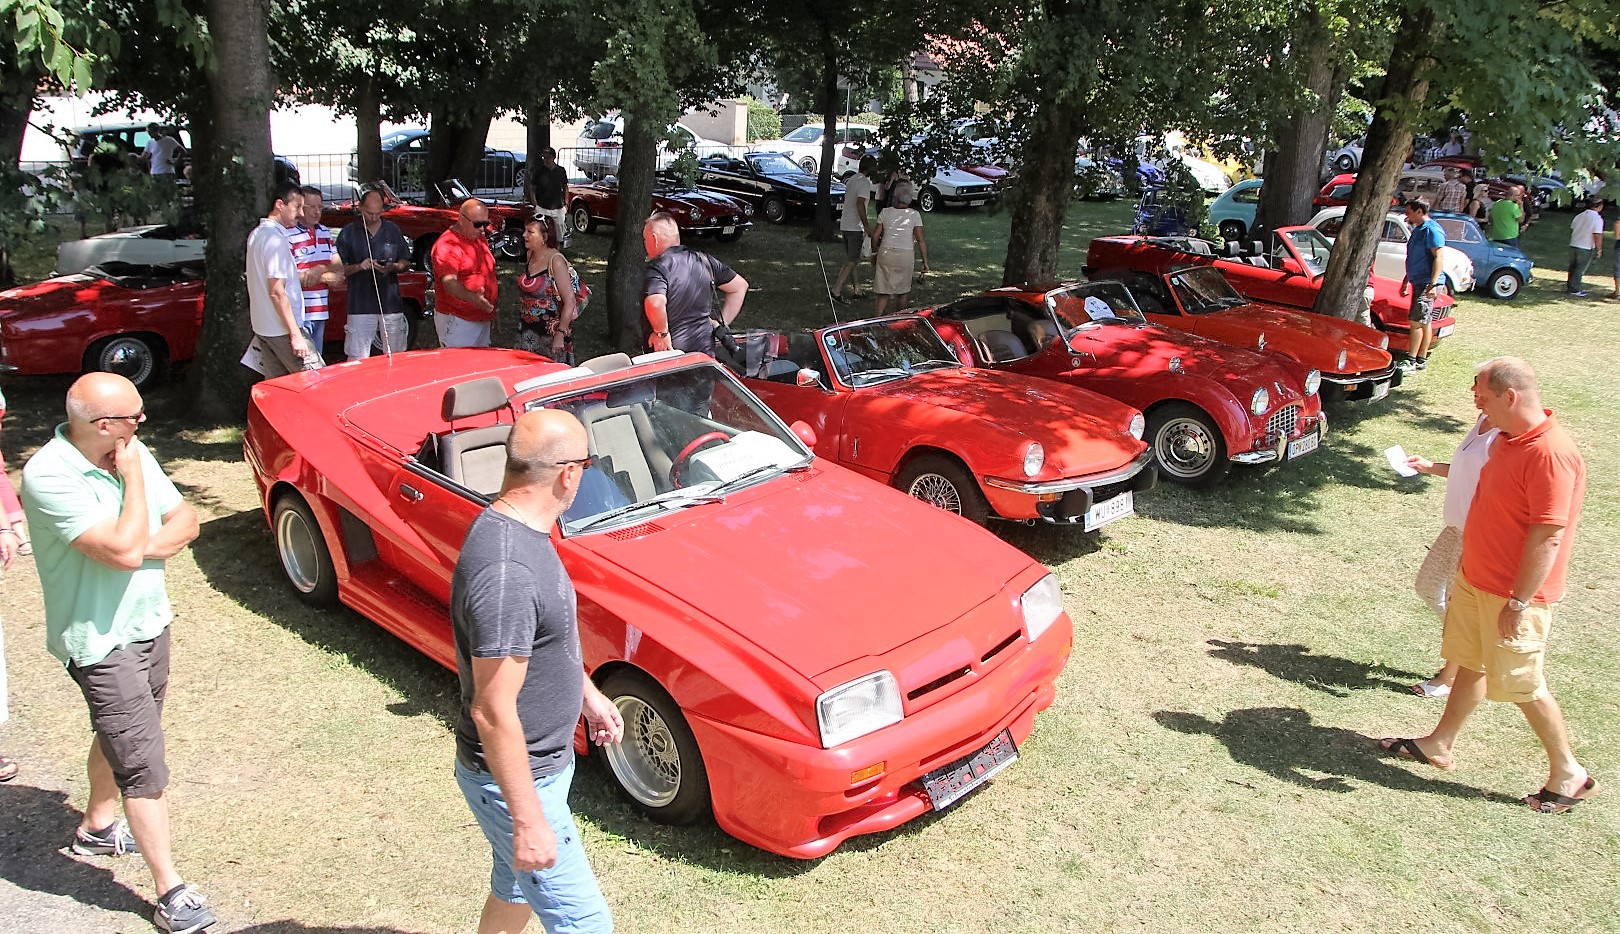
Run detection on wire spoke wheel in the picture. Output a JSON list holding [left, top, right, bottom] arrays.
[[907, 472, 964, 514]]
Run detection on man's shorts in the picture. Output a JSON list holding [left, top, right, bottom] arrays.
[[343, 313, 409, 359], [455, 759, 612, 933], [435, 313, 492, 349], [1409, 289, 1439, 324], [842, 230, 865, 262], [1440, 573, 1552, 703], [249, 332, 324, 379], [68, 630, 171, 797]]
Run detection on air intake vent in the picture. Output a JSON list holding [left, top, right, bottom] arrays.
[[908, 666, 971, 702], [980, 631, 1021, 664], [604, 521, 666, 541]]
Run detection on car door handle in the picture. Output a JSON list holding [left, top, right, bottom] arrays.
[[398, 483, 424, 502]]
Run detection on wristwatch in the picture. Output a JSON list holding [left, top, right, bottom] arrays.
[[654, 330, 670, 337], [1507, 597, 1530, 612]]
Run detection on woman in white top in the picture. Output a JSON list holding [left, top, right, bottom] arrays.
[[1404, 412, 1500, 697], [871, 180, 930, 314]]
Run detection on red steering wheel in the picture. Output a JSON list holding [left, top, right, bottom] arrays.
[[670, 432, 731, 487]]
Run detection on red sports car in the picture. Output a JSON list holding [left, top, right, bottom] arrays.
[[244, 348, 1073, 859], [1088, 265, 1401, 404], [568, 177, 753, 242], [734, 315, 1155, 528], [0, 261, 431, 388], [1087, 227, 1458, 354], [920, 281, 1326, 487], [1313, 172, 1358, 209], [321, 180, 527, 265]]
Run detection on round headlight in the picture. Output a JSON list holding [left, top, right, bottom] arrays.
[[1379, 335, 1390, 351], [1250, 386, 1269, 416], [688, 206, 702, 222], [1023, 442, 1045, 478], [1305, 369, 1321, 396], [1128, 412, 1146, 440], [1336, 348, 1348, 370], [742, 203, 754, 217]]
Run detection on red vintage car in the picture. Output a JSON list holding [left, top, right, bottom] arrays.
[[1088, 265, 1401, 404], [1087, 227, 1458, 354], [322, 180, 529, 265], [0, 260, 431, 388], [732, 315, 1155, 528], [568, 176, 753, 242], [1313, 172, 1358, 209], [244, 348, 1073, 859], [919, 281, 1326, 487]]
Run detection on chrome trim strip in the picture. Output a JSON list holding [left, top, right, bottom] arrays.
[[983, 449, 1152, 494]]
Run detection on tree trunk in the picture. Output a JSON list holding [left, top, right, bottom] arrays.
[[1314, 4, 1437, 321], [191, 0, 276, 421], [425, 111, 494, 203], [354, 73, 383, 184], [525, 94, 551, 205], [1, 64, 42, 285], [1002, 103, 1085, 286], [810, 25, 839, 241], [606, 114, 659, 353], [1251, 12, 1338, 240]]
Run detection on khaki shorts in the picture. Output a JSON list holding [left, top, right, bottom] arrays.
[[1440, 574, 1552, 703]]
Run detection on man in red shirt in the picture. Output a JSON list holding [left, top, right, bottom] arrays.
[[431, 199, 498, 348], [1379, 357, 1597, 813]]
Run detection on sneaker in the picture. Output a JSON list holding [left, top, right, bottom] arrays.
[[1395, 357, 1417, 373], [71, 819, 139, 856], [154, 884, 217, 934], [1570, 290, 1589, 298], [1414, 357, 1428, 371]]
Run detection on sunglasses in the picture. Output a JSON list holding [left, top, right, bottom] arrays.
[[546, 455, 594, 469], [472, 219, 491, 229]]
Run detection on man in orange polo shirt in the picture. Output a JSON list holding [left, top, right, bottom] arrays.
[[431, 199, 498, 348], [1379, 357, 1597, 813]]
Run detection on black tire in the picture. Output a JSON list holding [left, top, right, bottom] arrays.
[[1146, 402, 1229, 487], [798, 156, 817, 174], [895, 453, 990, 525], [760, 194, 788, 224], [917, 186, 940, 213], [599, 669, 710, 825], [1218, 220, 1247, 242], [414, 233, 439, 274], [1335, 154, 1356, 173], [85, 334, 165, 389], [273, 494, 339, 607], [571, 202, 597, 234], [493, 232, 524, 262], [1485, 268, 1522, 300], [513, 167, 526, 193]]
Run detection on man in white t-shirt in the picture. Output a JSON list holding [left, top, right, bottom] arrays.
[[141, 125, 184, 179], [1566, 197, 1605, 297], [831, 154, 877, 304], [245, 183, 320, 378]]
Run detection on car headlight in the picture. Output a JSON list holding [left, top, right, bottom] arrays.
[[816, 671, 902, 748], [1379, 335, 1390, 351], [1250, 386, 1269, 416], [1021, 574, 1064, 642], [1128, 412, 1145, 440], [1305, 369, 1321, 396], [1023, 442, 1044, 477], [688, 206, 702, 222], [1336, 348, 1348, 370]]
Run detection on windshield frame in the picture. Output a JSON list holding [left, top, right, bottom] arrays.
[[1168, 266, 1246, 314], [1280, 228, 1334, 277], [746, 152, 803, 177], [1044, 282, 1148, 333], [818, 316, 962, 389]]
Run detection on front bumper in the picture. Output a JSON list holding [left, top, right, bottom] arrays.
[[686, 219, 753, 234], [1231, 408, 1328, 465], [938, 189, 999, 206], [982, 449, 1157, 524]]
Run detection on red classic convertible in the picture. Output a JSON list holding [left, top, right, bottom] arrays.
[[244, 348, 1073, 859], [1088, 265, 1401, 404], [733, 315, 1155, 528], [920, 281, 1326, 487], [0, 261, 431, 388], [1087, 227, 1458, 354], [568, 176, 753, 242], [322, 180, 528, 265]]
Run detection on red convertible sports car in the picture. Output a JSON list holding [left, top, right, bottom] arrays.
[[322, 180, 528, 265], [1088, 265, 1401, 404], [244, 348, 1074, 859], [569, 176, 754, 242], [1087, 227, 1457, 355], [0, 260, 431, 388], [920, 281, 1326, 487], [732, 314, 1155, 528]]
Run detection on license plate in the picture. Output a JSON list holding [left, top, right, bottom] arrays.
[[1435, 324, 1454, 338], [967, 200, 986, 207], [1084, 490, 1134, 531], [1286, 430, 1321, 460], [922, 729, 1019, 811], [721, 225, 735, 235], [1370, 379, 1391, 401]]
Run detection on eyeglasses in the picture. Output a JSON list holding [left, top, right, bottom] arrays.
[[471, 220, 491, 229], [97, 410, 146, 427], [546, 455, 593, 469]]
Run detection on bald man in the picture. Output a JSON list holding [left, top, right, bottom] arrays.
[[432, 198, 499, 348], [642, 212, 748, 353], [451, 410, 622, 934], [22, 374, 217, 933]]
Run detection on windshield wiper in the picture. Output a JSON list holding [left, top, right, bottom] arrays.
[[708, 459, 809, 496], [569, 489, 724, 533], [911, 359, 960, 370], [849, 367, 912, 386]]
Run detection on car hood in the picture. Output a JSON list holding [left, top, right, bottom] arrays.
[[764, 170, 842, 194], [1067, 322, 1309, 395], [0, 273, 106, 315], [656, 187, 750, 212], [578, 464, 1035, 682], [1205, 304, 1389, 371]]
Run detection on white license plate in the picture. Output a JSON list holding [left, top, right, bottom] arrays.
[[721, 225, 735, 235], [1084, 490, 1134, 531], [1435, 324, 1454, 338], [1286, 431, 1321, 460], [1370, 379, 1391, 401], [967, 200, 986, 207]]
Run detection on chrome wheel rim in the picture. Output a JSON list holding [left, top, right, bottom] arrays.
[[799, 157, 816, 173], [275, 507, 321, 594], [907, 472, 964, 514], [98, 338, 154, 385], [605, 696, 681, 807], [1155, 417, 1216, 479], [763, 199, 786, 223], [1491, 274, 1519, 299], [918, 189, 937, 212], [573, 207, 591, 232]]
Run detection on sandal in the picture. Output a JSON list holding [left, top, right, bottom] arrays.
[[0, 756, 17, 782], [1524, 775, 1601, 814], [1377, 736, 1455, 771], [1410, 680, 1452, 698]]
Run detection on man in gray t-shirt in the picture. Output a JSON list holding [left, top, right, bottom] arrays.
[[451, 409, 622, 934]]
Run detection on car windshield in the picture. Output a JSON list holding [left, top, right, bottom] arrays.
[[783, 125, 821, 143], [747, 153, 802, 176], [1281, 228, 1334, 276], [527, 364, 811, 535], [823, 317, 960, 387], [1046, 282, 1146, 331], [380, 131, 417, 148], [1169, 267, 1246, 314]]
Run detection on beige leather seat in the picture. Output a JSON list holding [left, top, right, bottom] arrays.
[[978, 329, 1028, 363], [438, 377, 512, 498], [577, 402, 672, 501]]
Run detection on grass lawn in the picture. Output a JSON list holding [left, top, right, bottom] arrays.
[[1, 198, 1617, 933]]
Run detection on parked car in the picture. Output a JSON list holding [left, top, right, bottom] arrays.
[[69, 123, 301, 187], [1132, 133, 1231, 194], [1305, 207, 1477, 294], [0, 260, 431, 388], [1209, 178, 1263, 241], [732, 314, 1155, 527], [834, 145, 998, 212], [244, 348, 1074, 859], [574, 117, 732, 180], [1087, 227, 1459, 355], [1086, 266, 1399, 404], [694, 152, 844, 224], [55, 221, 208, 277], [1313, 173, 1358, 209], [568, 175, 752, 242], [1429, 210, 1534, 299], [919, 281, 1326, 487], [1327, 139, 1364, 173], [350, 129, 525, 193], [755, 122, 877, 174], [321, 180, 523, 265]]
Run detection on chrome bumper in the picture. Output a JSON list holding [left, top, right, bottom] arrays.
[[983, 449, 1153, 495], [1232, 412, 1328, 465]]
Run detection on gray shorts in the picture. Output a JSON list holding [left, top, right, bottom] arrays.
[[843, 230, 864, 262], [68, 630, 171, 797], [250, 332, 324, 379], [1409, 289, 1438, 324]]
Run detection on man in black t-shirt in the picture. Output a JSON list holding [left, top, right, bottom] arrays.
[[529, 147, 571, 248], [641, 212, 749, 354], [335, 189, 415, 359], [451, 409, 623, 933]]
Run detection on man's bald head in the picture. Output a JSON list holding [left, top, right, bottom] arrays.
[[503, 409, 589, 490], [643, 213, 681, 258], [1476, 356, 1538, 397], [65, 372, 142, 425], [460, 198, 489, 223]]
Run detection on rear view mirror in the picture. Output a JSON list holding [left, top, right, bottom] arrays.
[[790, 420, 818, 448]]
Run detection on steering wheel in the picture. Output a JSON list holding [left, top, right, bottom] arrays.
[[670, 431, 731, 487]]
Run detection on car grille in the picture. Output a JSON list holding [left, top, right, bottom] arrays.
[[959, 185, 990, 197], [1266, 404, 1299, 440], [1086, 476, 1135, 504]]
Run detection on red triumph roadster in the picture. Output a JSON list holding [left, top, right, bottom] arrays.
[[244, 348, 1073, 859]]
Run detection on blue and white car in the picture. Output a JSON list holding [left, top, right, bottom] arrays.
[[1210, 178, 1263, 241], [1429, 211, 1534, 300]]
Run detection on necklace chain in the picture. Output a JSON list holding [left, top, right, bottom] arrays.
[[495, 496, 537, 529]]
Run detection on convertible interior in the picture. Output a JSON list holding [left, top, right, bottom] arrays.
[[937, 299, 1058, 364], [87, 260, 207, 288]]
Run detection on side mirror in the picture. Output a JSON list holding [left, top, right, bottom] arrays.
[[796, 367, 823, 388], [790, 420, 818, 448], [1281, 257, 1305, 275]]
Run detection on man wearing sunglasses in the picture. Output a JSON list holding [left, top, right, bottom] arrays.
[[21, 373, 217, 933], [431, 198, 499, 348]]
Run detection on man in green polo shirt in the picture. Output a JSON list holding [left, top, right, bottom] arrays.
[[23, 373, 217, 934]]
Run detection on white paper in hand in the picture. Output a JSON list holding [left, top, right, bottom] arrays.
[[1385, 445, 1419, 477]]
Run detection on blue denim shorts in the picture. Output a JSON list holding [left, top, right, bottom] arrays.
[[455, 760, 613, 933]]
